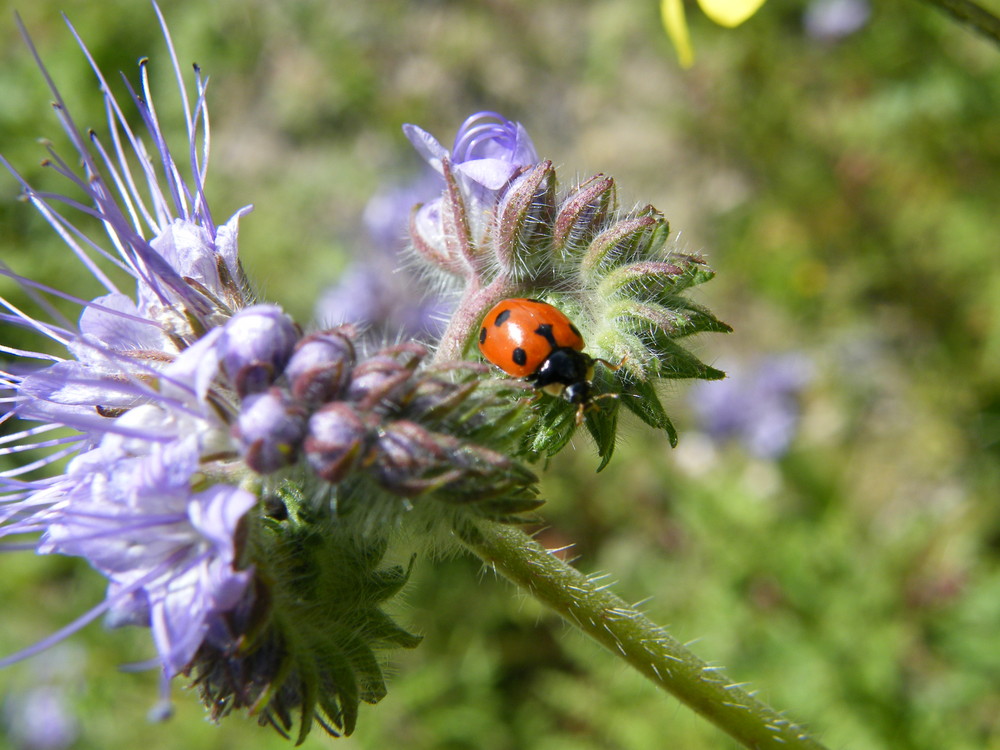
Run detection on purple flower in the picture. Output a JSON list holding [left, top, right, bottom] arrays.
[[404, 112, 538, 200], [2, 326, 257, 683], [803, 0, 871, 40], [402, 112, 540, 264], [3, 686, 79, 750], [691, 355, 813, 459], [39, 436, 256, 677], [0, 5, 259, 701]]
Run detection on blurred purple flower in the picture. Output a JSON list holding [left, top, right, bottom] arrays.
[[803, 0, 870, 40], [3, 686, 78, 750], [2, 647, 82, 750], [362, 172, 441, 253], [691, 355, 813, 459], [316, 173, 450, 340], [315, 259, 450, 340]]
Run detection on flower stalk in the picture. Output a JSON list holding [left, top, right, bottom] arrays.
[[461, 522, 830, 750]]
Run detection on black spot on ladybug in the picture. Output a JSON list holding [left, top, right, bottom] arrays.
[[479, 327, 487, 345], [494, 309, 511, 326], [512, 347, 527, 367], [569, 323, 581, 338], [534, 323, 557, 348]]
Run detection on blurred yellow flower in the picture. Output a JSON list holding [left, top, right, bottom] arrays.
[[660, 0, 768, 67]]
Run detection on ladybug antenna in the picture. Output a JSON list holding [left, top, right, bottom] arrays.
[[594, 355, 627, 372]]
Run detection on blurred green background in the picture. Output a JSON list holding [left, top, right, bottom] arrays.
[[1, 0, 999, 748]]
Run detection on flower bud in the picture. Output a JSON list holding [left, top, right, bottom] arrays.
[[553, 174, 615, 256], [409, 199, 453, 270], [371, 420, 538, 504], [580, 209, 666, 279], [234, 388, 308, 474], [346, 345, 424, 411], [218, 305, 300, 397], [303, 402, 375, 483], [285, 328, 356, 405], [371, 420, 462, 496], [491, 161, 555, 274]]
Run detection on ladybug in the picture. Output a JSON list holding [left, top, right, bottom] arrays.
[[478, 298, 611, 412]]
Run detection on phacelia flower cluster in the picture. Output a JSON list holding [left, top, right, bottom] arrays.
[[0, 7, 532, 740], [1, 4, 730, 743]]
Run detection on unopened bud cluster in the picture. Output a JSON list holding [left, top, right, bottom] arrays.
[[406, 115, 731, 465], [217, 307, 538, 519]]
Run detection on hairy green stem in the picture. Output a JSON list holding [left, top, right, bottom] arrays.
[[918, 0, 1000, 45], [460, 521, 829, 750]]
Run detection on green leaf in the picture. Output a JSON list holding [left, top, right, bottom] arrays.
[[649, 336, 727, 381], [619, 374, 679, 447], [518, 397, 578, 458], [345, 634, 388, 704], [367, 555, 416, 601], [316, 656, 359, 734], [654, 296, 734, 337], [584, 364, 621, 470], [662, 253, 717, 293], [585, 399, 619, 472], [363, 608, 424, 649]]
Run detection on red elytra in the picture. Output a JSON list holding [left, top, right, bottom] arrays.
[[478, 298, 596, 406]]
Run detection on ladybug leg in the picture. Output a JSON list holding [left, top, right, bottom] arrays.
[[590, 392, 620, 405], [577, 391, 620, 425]]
